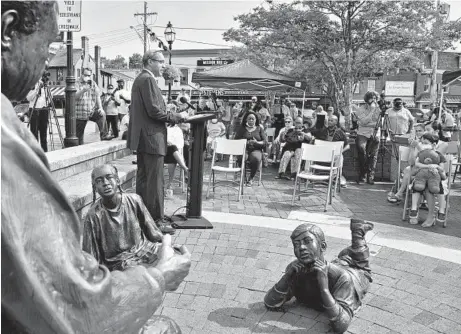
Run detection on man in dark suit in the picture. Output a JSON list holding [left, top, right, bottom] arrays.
[[128, 50, 184, 234]]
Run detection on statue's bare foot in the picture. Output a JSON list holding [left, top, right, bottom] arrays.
[[421, 217, 435, 228]]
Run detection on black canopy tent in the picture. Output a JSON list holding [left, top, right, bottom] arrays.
[[437, 69, 461, 123], [191, 59, 307, 94]]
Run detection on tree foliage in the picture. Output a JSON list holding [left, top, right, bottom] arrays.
[[224, 0, 461, 129], [101, 55, 127, 69], [129, 53, 143, 69]]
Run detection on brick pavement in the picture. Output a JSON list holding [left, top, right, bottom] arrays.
[[164, 160, 461, 238], [158, 223, 461, 334]]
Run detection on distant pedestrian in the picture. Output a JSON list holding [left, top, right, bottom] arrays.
[[114, 78, 131, 122], [26, 79, 49, 151]]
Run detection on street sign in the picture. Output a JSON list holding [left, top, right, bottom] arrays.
[[58, 1, 82, 32], [197, 59, 234, 66]]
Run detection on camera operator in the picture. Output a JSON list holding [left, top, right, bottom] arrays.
[[75, 67, 111, 145], [26, 77, 49, 152], [386, 97, 414, 137], [354, 91, 381, 184], [102, 84, 120, 138]]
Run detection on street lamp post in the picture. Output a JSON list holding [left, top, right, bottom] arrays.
[[164, 21, 176, 102]]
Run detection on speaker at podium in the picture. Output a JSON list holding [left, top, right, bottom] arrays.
[[171, 113, 216, 229]]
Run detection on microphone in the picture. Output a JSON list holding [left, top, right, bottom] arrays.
[[179, 97, 196, 110]]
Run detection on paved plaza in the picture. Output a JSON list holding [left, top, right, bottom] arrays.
[[61, 125, 461, 333]]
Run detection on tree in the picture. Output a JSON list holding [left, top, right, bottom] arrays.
[[101, 55, 127, 69], [129, 53, 143, 69], [224, 1, 461, 129]]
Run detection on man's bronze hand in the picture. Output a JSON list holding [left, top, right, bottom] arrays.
[[312, 259, 329, 288], [168, 113, 184, 124], [154, 234, 191, 291]]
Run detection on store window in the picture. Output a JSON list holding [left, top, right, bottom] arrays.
[[180, 69, 189, 85], [424, 76, 430, 92], [367, 79, 375, 92], [57, 68, 64, 82]]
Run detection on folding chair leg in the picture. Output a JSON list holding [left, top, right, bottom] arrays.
[[325, 180, 331, 212], [212, 171, 216, 193], [402, 186, 409, 221], [206, 168, 213, 199], [291, 177, 298, 206]]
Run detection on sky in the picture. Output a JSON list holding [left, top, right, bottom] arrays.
[[69, 0, 461, 62]]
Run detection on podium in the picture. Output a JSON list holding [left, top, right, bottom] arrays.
[[171, 113, 215, 229]]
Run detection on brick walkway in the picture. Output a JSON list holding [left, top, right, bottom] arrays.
[[164, 160, 461, 238], [158, 223, 461, 334]]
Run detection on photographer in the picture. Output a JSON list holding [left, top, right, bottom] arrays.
[[102, 84, 120, 138], [26, 78, 49, 152], [354, 91, 381, 184], [75, 68, 111, 145]]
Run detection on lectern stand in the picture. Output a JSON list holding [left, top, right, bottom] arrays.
[[171, 113, 215, 229]]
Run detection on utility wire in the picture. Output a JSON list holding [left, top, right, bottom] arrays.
[[175, 38, 231, 47], [149, 25, 228, 31]]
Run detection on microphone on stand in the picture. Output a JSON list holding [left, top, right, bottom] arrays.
[[179, 97, 196, 110]]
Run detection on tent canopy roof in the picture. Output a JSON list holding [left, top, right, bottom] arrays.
[[192, 59, 307, 92], [442, 69, 461, 86]]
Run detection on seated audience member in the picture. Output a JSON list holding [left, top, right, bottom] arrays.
[[165, 122, 189, 198], [276, 117, 312, 180], [83, 164, 164, 271], [387, 124, 425, 203], [206, 111, 226, 160], [311, 115, 350, 187], [258, 101, 272, 129], [235, 111, 268, 186], [408, 133, 448, 227], [270, 116, 294, 162]]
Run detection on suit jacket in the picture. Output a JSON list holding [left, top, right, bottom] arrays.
[[127, 70, 169, 155]]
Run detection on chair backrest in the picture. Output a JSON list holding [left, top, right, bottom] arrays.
[[214, 138, 246, 156], [266, 127, 276, 138], [399, 146, 411, 162], [314, 139, 343, 155], [446, 141, 460, 155], [300, 143, 337, 163]]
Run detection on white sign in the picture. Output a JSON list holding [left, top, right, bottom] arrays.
[[58, 1, 82, 32], [385, 81, 414, 96]]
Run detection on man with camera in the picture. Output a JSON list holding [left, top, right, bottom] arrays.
[[26, 77, 49, 151], [102, 84, 120, 138], [75, 67, 111, 145]]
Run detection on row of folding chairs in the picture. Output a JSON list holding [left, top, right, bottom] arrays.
[[205, 138, 343, 211]]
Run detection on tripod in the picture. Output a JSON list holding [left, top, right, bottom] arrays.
[[371, 110, 399, 182], [29, 82, 64, 151]]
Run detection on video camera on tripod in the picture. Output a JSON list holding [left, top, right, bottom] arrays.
[[41, 71, 51, 87]]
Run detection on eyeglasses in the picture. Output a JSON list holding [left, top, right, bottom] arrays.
[[285, 121, 292, 123], [150, 59, 165, 64]]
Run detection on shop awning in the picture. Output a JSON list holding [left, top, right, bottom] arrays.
[[442, 69, 461, 86], [49, 86, 66, 99]]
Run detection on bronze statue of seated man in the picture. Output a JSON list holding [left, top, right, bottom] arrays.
[[264, 219, 373, 334], [83, 164, 166, 271]]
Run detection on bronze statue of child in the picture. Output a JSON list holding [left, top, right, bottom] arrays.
[[264, 219, 374, 333], [83, 164, 165, 271]]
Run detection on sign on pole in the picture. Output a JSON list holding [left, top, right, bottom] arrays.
[[58, 1, 82, 32]]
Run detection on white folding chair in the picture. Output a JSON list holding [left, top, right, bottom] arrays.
[[312, 139, 344, 195], [399, 146, 413, 220], [444, 141, 459, 227], [206, 138, 247, 201], [291, 143, 339, 211]]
